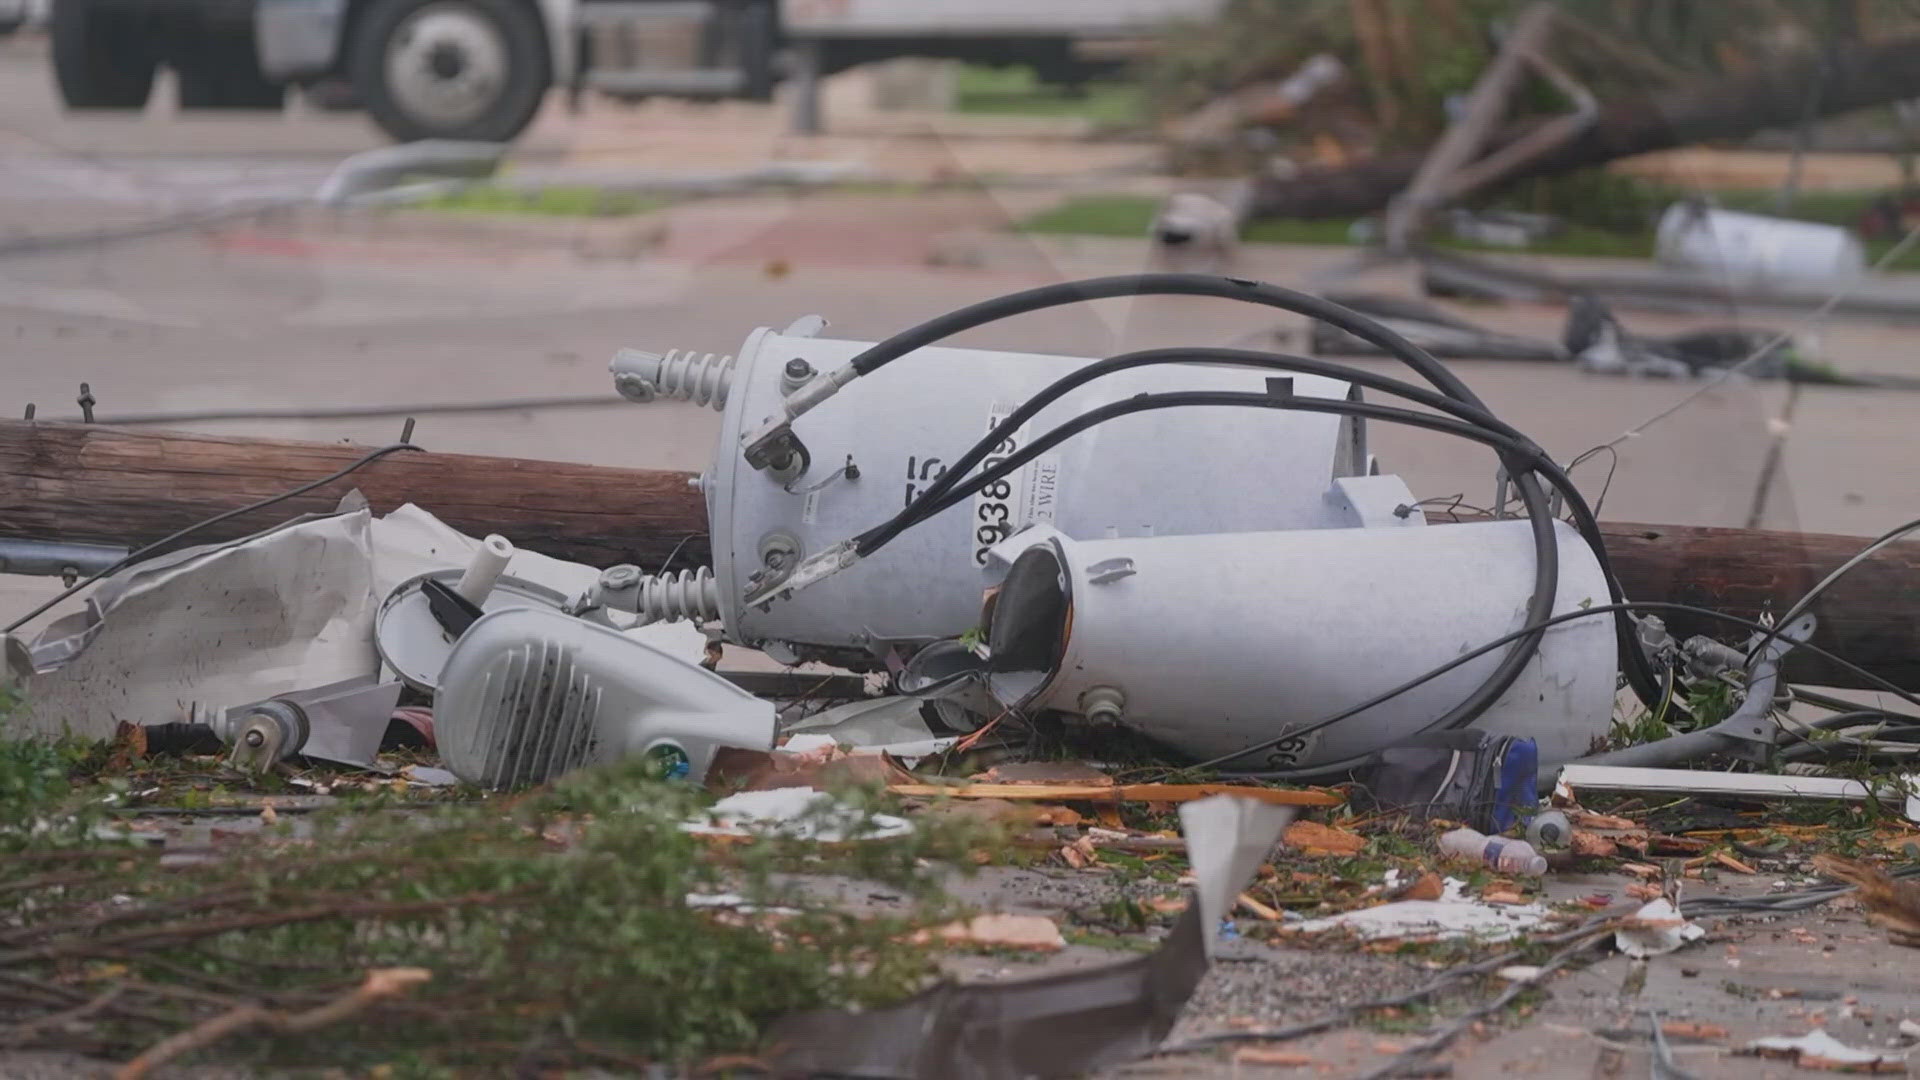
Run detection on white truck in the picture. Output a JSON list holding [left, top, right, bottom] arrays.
[[50, 0, 1222, 143]]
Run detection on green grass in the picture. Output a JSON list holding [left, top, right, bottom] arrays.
[[422, 184, 667, 219], [954, 65, 1144, 127], [1020, 190, 1920, 269], [0, 734, 1011, 1073]]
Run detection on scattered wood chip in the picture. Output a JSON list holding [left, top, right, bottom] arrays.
[[1814, 855, 1920, 947], [1284, 820, 1366, 855], [1570, 811, 1639, 831], [1403, 872, 1445, 902], [1084, 828, 1186, 853], [1647, 834, 1709, 856], [1662, 1021, 1729, 1041], [975, 762, 1116, 786], [1233, 1047, 1315, 1067], [1570, 831, 1618, 858], [1621, 862, 1661, 879], [105, 721, 148, 772], [1146, 895, 1188, 915], [1626, 883, 1663, 901], [1059, 836, 1097, 869], [921, 914, 1065, 952], [1237, 892, 1284, 921], [1712, 851, 1758, 875], [1481, 888, 1527, 906], [1032, 805, 1084, 827]]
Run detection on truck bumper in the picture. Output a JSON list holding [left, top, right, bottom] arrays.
[[256, 0, 343, 80]]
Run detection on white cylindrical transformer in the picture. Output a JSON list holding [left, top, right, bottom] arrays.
[[623, 324, 1416, 662], [1655, 204, 1866, 284], [983, 519, 1617, 770]]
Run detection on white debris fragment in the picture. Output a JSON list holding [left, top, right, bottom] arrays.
[[1288, 897, 1548, 942], [684, 893, 800, 916], [1614, 898, 1705, 959], [680, 787, 913, 842], [1899, 1018, 1920, 1042], [1496, 965, 1545, 982], [1744, 1029, 1909, 1071], [781, 733, 840, 757]]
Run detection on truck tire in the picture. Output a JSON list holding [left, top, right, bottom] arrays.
[[176, 36, 287, 110], [349, 0, 549, 142], [51, 0, 157, 109]]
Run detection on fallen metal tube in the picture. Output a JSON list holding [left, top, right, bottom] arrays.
[[0, 537, 128, 578]]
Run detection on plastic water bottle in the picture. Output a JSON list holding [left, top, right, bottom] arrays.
[[1439, 828, 1548, 876]]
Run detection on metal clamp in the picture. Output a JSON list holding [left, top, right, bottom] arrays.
[[1567, 613, 1817, 772]]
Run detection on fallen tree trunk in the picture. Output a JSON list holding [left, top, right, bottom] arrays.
[[0, 421, 711, 572], [3, 421, 1916, 691], [1250, 33, 1920, 220]]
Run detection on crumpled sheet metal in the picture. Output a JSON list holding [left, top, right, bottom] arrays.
[[762, 795, 1297, 1079], [19, 510, 381, 739], [9, 502, 710, 741]]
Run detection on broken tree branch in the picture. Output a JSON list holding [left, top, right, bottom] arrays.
[[0, 984, 125, 1049], [0, 894, 511, 968], [1383, 2, 1559, 249], [1430, 44, 1598, 208], [114, 967, 432, 1080], [1254, 32, 1920, 221]]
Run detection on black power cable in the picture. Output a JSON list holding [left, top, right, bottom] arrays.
[[840, 274, 1486, 407], [783, 276, 1663, 716], [3, 442, 424, 635], [852, 357, 1564, 735], [852, 348, 1656, 699], [860, 377, 1666, 720], [861, 349, 1535, 553]]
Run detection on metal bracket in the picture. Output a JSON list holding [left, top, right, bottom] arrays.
[[742, 539, 859, 608], [1566, 613, 1817, 773]]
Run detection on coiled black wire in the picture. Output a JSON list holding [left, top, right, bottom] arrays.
[[854, 348, 1645, 664], [802, 275, 1667, 731], [848, 349, 1665, 723]]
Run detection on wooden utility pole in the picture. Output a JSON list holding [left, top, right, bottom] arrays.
[[3, 420, 1917, 691], [0, 421, 711, 572]]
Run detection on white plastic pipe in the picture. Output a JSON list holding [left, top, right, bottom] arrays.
[[456, 534, 514, 605]]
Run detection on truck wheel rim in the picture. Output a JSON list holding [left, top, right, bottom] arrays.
[[385, 3, 510, 129]]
